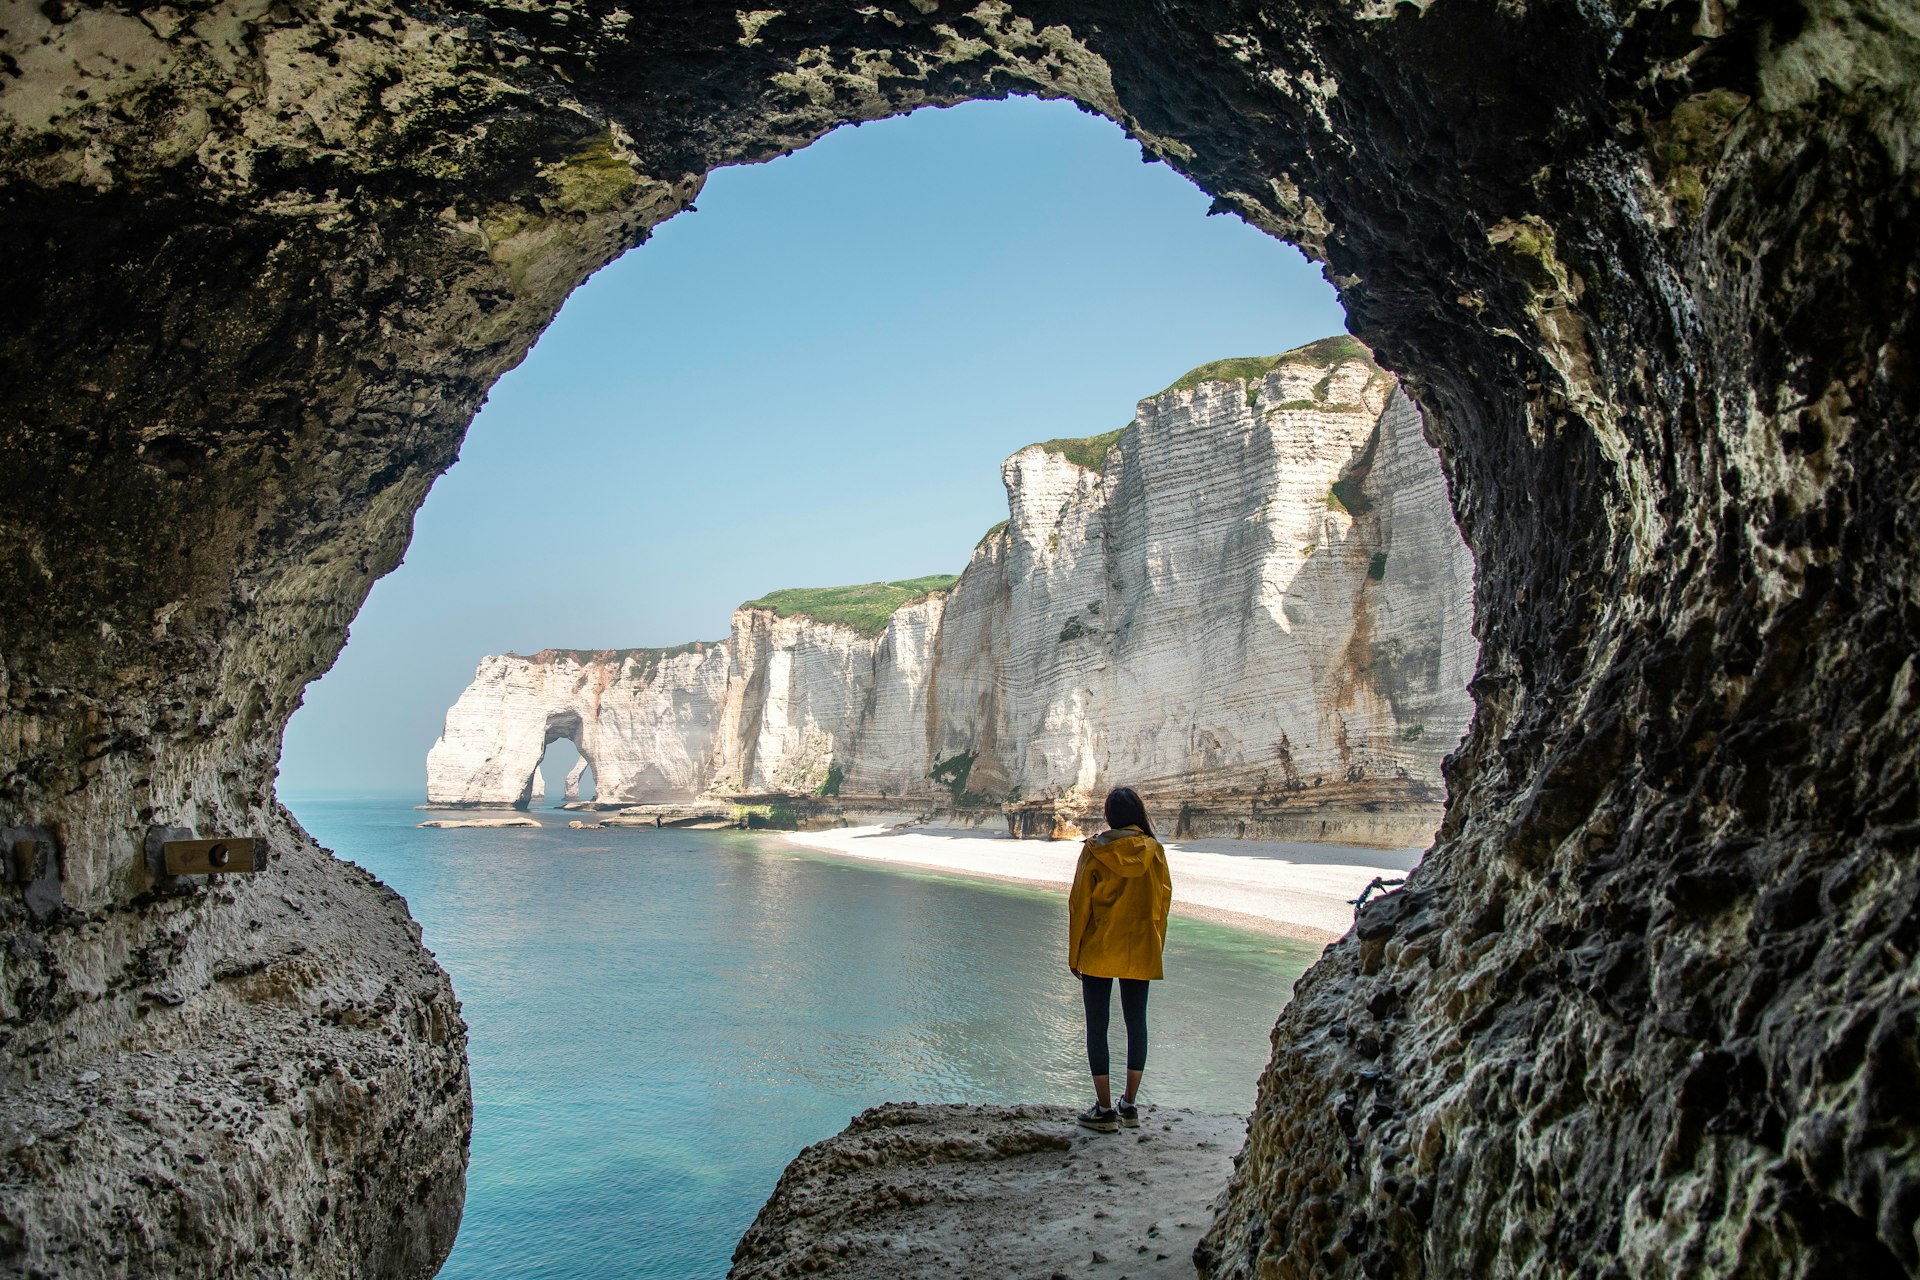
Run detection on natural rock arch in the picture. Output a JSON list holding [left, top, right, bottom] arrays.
[[427, 646, 727, 809], [1, 3, 1913, 1278], [523, 711, 589, 808]]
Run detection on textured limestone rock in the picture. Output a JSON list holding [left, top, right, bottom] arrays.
[[728, 1102, 1244, 1280], [426, 644, 729, 806], [430, 345, 1475, 846], [2, 0, 1915, 1274], [0, 811, 469, 1278]]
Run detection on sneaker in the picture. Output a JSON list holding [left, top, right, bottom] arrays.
[[1117, 1098, 1140, 1128], [1076, 1104, 1120, 1133]]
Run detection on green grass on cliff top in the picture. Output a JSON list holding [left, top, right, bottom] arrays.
[[1157, 334, 1374, 397], [1033, 426, 1126, 473], [1025, 336, 1376, 475], [739, 576, 961, 636]]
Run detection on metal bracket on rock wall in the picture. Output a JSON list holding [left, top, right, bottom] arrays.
[[146, 826, 262, 890], [164, 837, 260, 875], [2, 826, 62, 920]]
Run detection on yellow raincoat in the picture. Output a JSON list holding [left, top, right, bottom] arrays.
[[1068, 826, 1173, 980]]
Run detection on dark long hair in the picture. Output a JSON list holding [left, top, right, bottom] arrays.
[[1104, 786, 1155, 839]]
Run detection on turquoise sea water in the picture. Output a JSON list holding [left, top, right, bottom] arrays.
[[284, 798, 1320, 1279]]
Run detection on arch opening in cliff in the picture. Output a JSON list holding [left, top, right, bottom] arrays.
[[529, 734, 598, 809], [4, 3, 1916, 1278]]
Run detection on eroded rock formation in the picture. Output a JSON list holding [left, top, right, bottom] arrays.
[[2, 0, 1914, 1275], [425, 643, 729, 806], [928, 344, 1474, 842], [429, 344, 1477, 845], [0, 835, 468, 1276]]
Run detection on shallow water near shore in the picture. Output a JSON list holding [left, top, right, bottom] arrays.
[[285, 797, 1321, 1280]]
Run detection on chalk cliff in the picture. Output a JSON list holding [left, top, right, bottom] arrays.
[[427, 644, 729, 807], [919, 339, 1477, 837], [429, 340, 1477, 842]]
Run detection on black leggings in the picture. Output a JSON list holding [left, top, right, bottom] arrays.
[[1080, 975, 1149, 1076]]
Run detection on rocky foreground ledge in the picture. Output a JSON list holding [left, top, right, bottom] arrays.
[[730, 1103, 1245, 1280]]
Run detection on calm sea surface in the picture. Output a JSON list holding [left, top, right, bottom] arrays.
[[283, 797, 1320, 1280]]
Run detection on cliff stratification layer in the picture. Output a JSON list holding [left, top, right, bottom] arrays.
[[430, 342, 1477, 844]]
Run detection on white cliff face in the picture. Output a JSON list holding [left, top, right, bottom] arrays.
[[425, 644, 730, 806], [708, 611, 875, 797], [843, 596, 949, 795], [427, 340, 1478, 833], [711, 596, 954, 799], [918, 341, 1477, 818]]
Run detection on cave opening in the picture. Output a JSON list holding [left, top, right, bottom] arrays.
[[281, 94, 1369, 803], [1, 4, 1912, 1278]]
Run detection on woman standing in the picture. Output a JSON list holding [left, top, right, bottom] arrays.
[[1067, 787, 1173, 1132]]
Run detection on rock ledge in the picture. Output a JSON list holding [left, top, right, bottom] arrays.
[[730, 1102, 1245, 1280]]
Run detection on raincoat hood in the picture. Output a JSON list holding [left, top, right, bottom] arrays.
[[1085, 827, 1158, 878]]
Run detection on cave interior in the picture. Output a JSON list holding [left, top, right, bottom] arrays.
[[0, 0, 1915, 1276]]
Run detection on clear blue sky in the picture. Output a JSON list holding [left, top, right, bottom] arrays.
[[278, 96, 1346, 798]]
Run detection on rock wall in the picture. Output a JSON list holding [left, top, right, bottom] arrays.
[[2, 0, 1914, 1275], [426, 644, 729, 806], [429, 342, 1477, 844], [0, 806, 469, 1278], [705, 605, 918, 799]]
